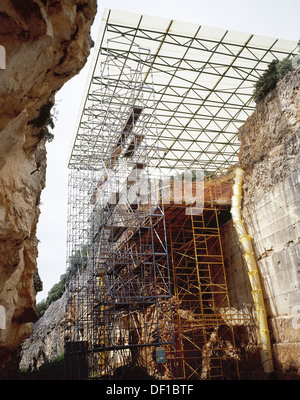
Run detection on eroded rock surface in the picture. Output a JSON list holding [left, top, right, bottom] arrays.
[[0, 0, 96, 378], [239, 67, 300, 377], [19, 293, 67, 372]]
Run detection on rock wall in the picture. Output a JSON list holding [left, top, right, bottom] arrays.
[[0, 0, 96, 378], [19, 292, 67, 372], [238, 66, 300, 378], [9, 14, 300, 379]]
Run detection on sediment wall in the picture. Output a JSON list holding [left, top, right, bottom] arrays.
[[238, 66, 300, 377]]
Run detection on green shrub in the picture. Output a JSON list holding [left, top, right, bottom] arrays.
[[36, 244, 90, 317], [27, 101, 56, 143], [253, 57, 293, 102], [17, 353, 64, 380], [36, 274, 66, 318], [36, 299, 47, 317], [46, 274, 66, 308]]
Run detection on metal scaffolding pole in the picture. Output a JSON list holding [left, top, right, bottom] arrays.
[[64, 10, 297, 381], [169, 207, 241, 380], [65, 36, 176, 380]]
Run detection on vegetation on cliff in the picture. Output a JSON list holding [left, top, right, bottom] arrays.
[[16, 353, 64, 380], [28, 100, 56, 143], [37, 275, 66, 317], [253, 57, 294, 102], [37, 245, 88, 316]]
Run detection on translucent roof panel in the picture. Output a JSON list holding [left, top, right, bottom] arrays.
[[69, 9, 297, 174]]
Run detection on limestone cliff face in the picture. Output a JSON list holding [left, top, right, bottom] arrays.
[[239, 67, 300, 377], [0, 0, 96, 378], [19, 293, 67, 372]]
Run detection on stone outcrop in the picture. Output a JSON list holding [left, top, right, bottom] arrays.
[[0, 0, 96, 378], [238, 66, 300, 378], [19, 292, 67, 372]]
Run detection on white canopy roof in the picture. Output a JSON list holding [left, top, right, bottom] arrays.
[[69, 9, 297, 174]]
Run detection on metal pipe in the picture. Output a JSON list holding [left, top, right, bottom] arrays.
[[231, 167, 274, 374]]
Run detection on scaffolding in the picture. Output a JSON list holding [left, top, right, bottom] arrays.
[[65, 10, 297, 380], [169, 207, 240, 380], [65, 37, 177, 380]]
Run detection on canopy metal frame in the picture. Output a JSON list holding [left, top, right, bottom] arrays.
[[68, 9, 297, 174]]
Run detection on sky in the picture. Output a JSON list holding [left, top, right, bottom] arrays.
[[35, 0, 300, 303]]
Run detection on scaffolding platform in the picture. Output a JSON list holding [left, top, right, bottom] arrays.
[[63, 10, 295, 380]]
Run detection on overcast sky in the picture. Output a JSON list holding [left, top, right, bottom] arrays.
[[36, 0, 300, 303]]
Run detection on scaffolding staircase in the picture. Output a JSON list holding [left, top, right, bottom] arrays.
[[170, 208, 240, 380]]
